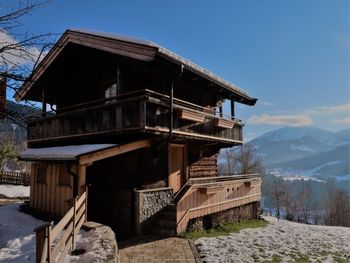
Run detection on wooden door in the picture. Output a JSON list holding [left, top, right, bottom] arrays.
[[168, 144, 186, 193]]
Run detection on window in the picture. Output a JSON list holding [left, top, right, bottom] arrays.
[[58, 165, 72, 187], [105, 83, 117, 103], [36, 164, 47, 184]]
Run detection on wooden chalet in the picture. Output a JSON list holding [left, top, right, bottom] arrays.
[[17, 29, 261, 240]]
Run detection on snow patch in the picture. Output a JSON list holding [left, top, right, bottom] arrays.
[[0, 204, 46, 262], [270, 161, 342, 178], [195, 216, 350, 263], [289, 144, 316, 152], [335, 174, 350, 181], [0, 185, 30, 198], [282, 176, 325, 183], [0, 203, 116, 263]]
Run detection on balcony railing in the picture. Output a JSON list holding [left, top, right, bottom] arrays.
[[27, 89, 244, 144]]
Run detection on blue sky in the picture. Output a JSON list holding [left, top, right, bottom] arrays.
[[6, 0, 350, 139]]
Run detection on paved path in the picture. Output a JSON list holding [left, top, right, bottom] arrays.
[[119, 236, 198, 263]]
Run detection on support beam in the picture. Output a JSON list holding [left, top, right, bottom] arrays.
[[79, 139, 151, 165], [230, 98, 235, 118], [42, 88, 47, 118], [170, 82, 174, 137]]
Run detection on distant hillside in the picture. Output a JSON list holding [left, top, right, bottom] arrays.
[[268, 144, 350, 179], [249, 126, 350, 180], [0, 100, 39, 142]]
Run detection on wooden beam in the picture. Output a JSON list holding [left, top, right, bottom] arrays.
[[78, 139, 151, 165], [42, 88, 47, 118], [230, 98, 235, 117]]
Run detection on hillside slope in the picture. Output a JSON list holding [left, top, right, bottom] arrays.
[[196, 216, 350, 263], [268, 144, 350, 178]]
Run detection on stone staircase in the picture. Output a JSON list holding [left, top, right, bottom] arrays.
[[151, 204, 177, 237]]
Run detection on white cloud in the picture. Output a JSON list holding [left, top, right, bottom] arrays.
[[306, 103, 350, 115], [260, 101, 274, 106], [0, 30, 44, 69], [248, 114, 313, 127], [331, 117, 350, 125]]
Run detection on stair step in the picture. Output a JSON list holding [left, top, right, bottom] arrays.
[[151, 227, 176, 237], [165, 204, 176, 212], [160, 211, 176, 220], [157, 218, 176, 229]]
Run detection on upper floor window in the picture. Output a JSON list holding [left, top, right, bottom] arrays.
[[105, 83, 117, 103]]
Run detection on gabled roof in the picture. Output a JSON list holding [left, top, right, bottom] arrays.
[[15, 29, 257, 105]]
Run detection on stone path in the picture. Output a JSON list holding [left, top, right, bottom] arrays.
[[119, 236, 198, 263]]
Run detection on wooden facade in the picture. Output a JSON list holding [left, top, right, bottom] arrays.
[[29, 163, 86, 216], [18, 29, 260, 239]]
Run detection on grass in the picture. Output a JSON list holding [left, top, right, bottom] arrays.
[[262, 255, 281, 263], [179, 219, 269, 239]]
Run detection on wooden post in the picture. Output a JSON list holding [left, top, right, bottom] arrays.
[[230, 98, 235, 119], [35, 227, 45, 263], [72, 197, 77, 250], [219, 105, 223, 117], [34, 222, 52, 263], [47, 224, 52, 263], [42, 88, 47, 118], [169, 82, 174, 137], [85, 186, 88, 222]]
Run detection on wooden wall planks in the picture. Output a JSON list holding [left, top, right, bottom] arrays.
[[176, 178, 262, 233], [30, 163, 74, 216]]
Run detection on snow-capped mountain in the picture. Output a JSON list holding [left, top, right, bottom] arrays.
[[249, 127, 350, 180]]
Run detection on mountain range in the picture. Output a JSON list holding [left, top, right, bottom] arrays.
[[250, 126, 350, 180]]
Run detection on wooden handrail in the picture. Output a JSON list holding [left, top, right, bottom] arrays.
[[175, 177, 262, 233], [34, 189, 88, 263], [176, 193, 261, 229]]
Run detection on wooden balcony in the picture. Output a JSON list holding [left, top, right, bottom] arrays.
[[27, 89, 243, 145], [175, 174, 262, 233]]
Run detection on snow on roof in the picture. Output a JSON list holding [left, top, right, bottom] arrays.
[[20, 144, 117, 161]]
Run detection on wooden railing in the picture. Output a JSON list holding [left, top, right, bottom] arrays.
[[34, 191, 87, 263], [27, 89, 243, 145], [0, 171, 30, 186], [175, 175, 261, 233]]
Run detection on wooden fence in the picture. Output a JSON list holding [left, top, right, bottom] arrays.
[[0, 171, 30, 185], [34, 191, 87, 263]]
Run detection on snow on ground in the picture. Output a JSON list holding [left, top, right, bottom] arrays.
[[0, 203, 45, 262], [0, 185, 30, 198], [0, 203, 116, 263], [282, 176, 325, 183], [195, 216, 350, 263], [335, 174, 350, 181], [68, 225, 116, 263]]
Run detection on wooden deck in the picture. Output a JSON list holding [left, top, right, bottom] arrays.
[[27, 89, 243, 146], [175, 175, 261, 233]]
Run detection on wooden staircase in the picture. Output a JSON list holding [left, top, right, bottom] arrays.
[[150, 204, 177, 237]]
